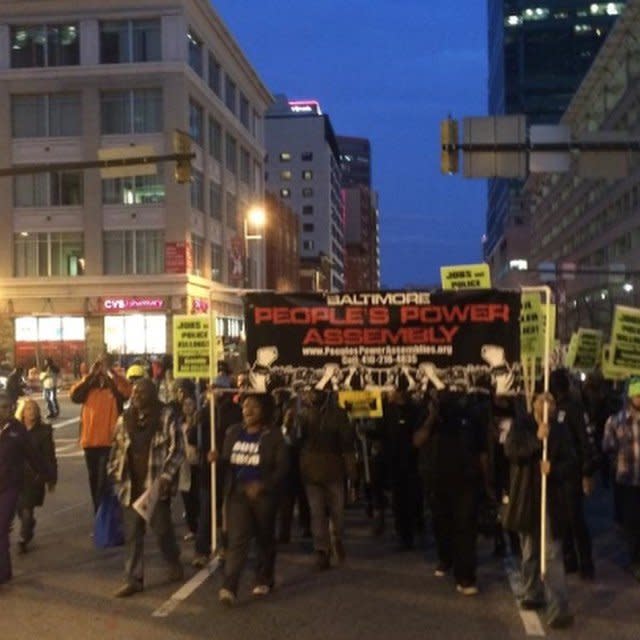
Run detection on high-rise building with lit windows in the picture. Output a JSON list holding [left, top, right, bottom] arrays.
[[486, 1, 625, 281], [0, 0, 271, 369]]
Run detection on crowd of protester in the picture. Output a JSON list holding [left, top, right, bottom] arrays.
[[1, 353, 639, 633]]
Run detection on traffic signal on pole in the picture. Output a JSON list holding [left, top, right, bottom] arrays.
[[173, 129, 192, 184], [440, 118, 459, 175]]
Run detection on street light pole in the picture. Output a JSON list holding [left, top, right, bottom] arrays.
[[244, 205, 266, 290]]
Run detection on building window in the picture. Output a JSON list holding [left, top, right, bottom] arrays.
[[191, 234, 204, 276], [225, 134, 237, 173], [240, 148, 250, 184], [12, 93, 81, 138], [100, 89, 162, 134], [239, 94, 250, 129], [14, 232, 84, 277], [14, 171, 83, 207], [211, 242, 223, 282], [209, 181, 222, 219], [102, 172, 165, 205], [302, 240, 314, 251], [103, 229, 164, 274], [189, 99, 204, 146], [252, 109, 261, 139], [187, 30, 203, 76], [302, 187, 314, 198], [208, 117, 222, 161], [303, 223, 315, 233], [302, 205, 313, 215], [224, 75, 236, 113], [226, 192, 237, 230], [280, 188, 291, 198], [301, 151, 313, 161], [279, 152, 291, 162], [190, 169, 204, 210], [11, 24, 79, 68], [208, 52, 222, 96], [281, 170, 292, 180], [100, 19, 161, 63], [302, 170, 313, 180]]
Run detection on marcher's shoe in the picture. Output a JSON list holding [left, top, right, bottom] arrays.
[[547, 613, 574, 629], [218, 588, 236, 606], [519, 598, 545, 611], [113, 582, 143, 598], [191, 554, 209, 568], [456, 583, 479, 596], [167, 563, 184, 583], [434, 563, 451, 578], [183, 532, 195, 542], [333, 540, 346, 565], [252, 584, 272, 596], [314, 551, 330, 571]]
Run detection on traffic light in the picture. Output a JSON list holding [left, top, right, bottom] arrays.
[[173, 129, 192, 184], [440, 118, 459, 175]]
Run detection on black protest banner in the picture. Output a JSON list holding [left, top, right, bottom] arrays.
[[244, 290, 522, 393]]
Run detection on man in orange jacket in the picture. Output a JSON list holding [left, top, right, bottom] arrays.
[[70, 353, 132, 513]]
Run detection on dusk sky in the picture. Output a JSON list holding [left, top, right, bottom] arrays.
[[212, 0, 488, 288]]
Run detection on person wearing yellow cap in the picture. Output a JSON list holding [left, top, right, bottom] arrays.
[[126, 363, 147, 382], [603, 377, 640, 582]]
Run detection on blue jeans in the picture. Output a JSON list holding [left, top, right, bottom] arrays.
[[43, 387, 59, 417], [519, 517, 569, 621]]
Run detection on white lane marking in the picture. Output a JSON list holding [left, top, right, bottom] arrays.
[[53, 417, 80, 430], [504, 556, 546, 637], [152, 558, 220, 618]]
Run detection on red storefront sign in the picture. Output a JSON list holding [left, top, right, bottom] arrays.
[[101, 297, 166, 313], [165, 241, 188, 274], [191, 298, 210, 313]]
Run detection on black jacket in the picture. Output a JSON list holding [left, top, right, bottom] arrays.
[[220, 424, 288, 498], [0, 419, 55, 494], [503, 410, 577, 539], [555, 394, 598, 478], [20, 421, 58, 507], [298, 400, 354, 484]]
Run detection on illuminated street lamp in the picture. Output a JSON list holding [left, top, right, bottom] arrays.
[[244, 205, 266, 288]]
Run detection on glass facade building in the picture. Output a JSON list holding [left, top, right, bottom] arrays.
[[486, 1, 625, 257]]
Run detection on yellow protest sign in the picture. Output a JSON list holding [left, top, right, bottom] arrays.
[[601, 343, 627, 381], [520, 292, 543, 358], [440, 263, 491, 291], [173, 314, 211, 378], [571, 328, 603, 372], [338, 390, 383, 419], [610, 305, 640, 376]]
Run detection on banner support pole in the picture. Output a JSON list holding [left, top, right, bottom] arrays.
[[522, 285, 552, 580]]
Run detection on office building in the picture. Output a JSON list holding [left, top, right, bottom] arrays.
[[265, 95, 345, 292], [524, 0, 640, 337], [337, 135, 371, 188], [0, 0, 271, 368], [264, 192, 299, 292], [486, 1, 625, 282]]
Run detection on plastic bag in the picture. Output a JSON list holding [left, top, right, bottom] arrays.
[[94, 490, 125, 548]]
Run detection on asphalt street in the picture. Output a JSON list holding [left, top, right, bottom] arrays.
[[1, 395, 639, 640]]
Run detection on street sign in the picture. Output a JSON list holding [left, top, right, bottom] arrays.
[[462, 115, 527, 178], [98, 145, 157, 178], [530, 125, 571, 173], [537, 261, 556, 283], [440, 263, 491, 290]]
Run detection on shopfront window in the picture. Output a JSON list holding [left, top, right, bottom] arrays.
[[104, 314, 166, 354]]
